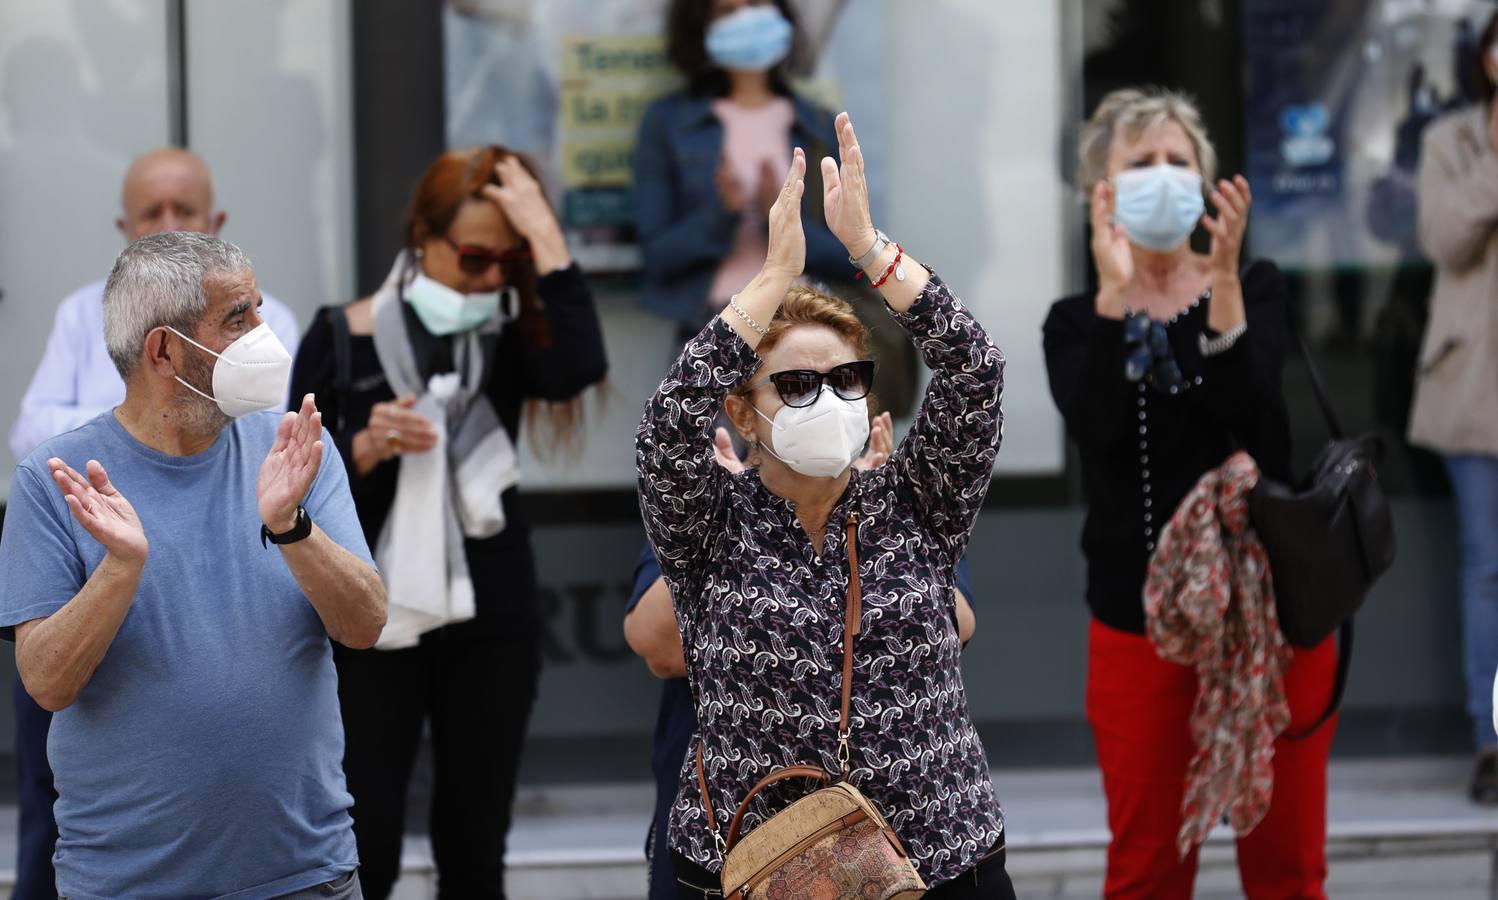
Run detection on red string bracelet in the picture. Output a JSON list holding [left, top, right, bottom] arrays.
[[869, 244, 904, 289]]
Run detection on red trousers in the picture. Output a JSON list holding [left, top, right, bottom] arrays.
[[1085, 618, 1338, 900]]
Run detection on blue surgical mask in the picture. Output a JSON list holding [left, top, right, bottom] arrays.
[[706, 5, 793, 73], [1112, 164, 1205, 252], [404, 272, 516, 336]]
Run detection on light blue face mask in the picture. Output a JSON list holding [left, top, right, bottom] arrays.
[[1112, 164, 1205, 252], [705, 5, 793, 73], [404, 272, 516, 336]]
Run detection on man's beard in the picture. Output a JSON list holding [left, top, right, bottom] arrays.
[[175, 351, 232, 434]]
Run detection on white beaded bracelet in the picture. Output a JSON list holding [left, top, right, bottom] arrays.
[[727, 294, 769, 336], [1198, 321, 1248, 357]]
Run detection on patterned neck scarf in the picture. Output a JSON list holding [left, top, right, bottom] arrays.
[[1144, 450, 1293, 858]]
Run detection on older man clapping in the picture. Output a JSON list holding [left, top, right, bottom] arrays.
[[0, 231, 385, 899]]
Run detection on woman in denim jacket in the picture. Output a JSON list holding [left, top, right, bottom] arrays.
[[633, 0, 847, 341]]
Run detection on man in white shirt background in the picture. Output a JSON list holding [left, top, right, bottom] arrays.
[[5, 146, 301, 900], [9, 147, 300, 462]]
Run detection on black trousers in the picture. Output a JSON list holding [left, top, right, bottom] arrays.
[[670, 842, 1016, 899], [12, 677, 57, 900], [333, 629, 541, 900]]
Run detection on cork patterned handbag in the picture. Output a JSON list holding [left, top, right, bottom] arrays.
[[695, 513, 926, 899]]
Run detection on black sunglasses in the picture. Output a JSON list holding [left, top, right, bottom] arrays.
[[444, 236, 531, 276], [746, 360, 875, 408]]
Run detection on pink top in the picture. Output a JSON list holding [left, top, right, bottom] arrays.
[[707, 97, 795, 306]]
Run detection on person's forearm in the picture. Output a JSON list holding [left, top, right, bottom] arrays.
[[1417, 139, 1498, 270], [851, 238, 931, 313], [523, 265, 609, 400], [956, 589, 976, 645], [1095, 285, 1128, 320], [350, 429, 387, 477], [275, 524, 387, 648], [528, 225, 572, 275], [16, 554, 142, 711], [624, 578, 687, 679], [719, 265, 797, 349], [1207, 272, 1246, 334]]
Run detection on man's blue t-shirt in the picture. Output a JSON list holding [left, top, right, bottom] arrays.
[[0, 411, 368, 899]]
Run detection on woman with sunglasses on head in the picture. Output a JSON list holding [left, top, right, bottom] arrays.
[[637, 113, 1014, 899], [287, 146, 606, 899], [1043, 88, 1335, 899]]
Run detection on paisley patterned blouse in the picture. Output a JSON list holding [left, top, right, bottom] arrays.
[[635, 274, 1006, 885]]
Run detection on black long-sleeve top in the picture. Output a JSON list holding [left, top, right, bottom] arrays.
[[288, 263, 608, 637], [1042, 259, 1292, 634]]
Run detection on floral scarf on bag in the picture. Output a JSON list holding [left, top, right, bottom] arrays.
[[1144, 450, 1294, 858]]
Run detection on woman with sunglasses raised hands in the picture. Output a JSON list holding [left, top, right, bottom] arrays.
[[636, 112, 1014, 899], [287, 146, 606, 899], [1043, 89, 1335, 899]]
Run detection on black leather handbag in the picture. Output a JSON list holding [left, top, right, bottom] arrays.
[[1249, 330, 1397, 731]]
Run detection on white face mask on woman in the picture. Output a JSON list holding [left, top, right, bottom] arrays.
[[705, 5, 794, 73], [404, 271, 517, 336], [166, 321, 292, 418], [1112, 164, 1205, 252], [753, 387, 870, 478]]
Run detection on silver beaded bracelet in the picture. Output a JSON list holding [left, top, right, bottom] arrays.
[[727, 294, 769, 336], [1198, 321, 1248, 357]]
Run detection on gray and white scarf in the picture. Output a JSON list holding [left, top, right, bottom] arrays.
[[369, 254, 520, 649]]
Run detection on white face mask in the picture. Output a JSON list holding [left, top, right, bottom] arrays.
[[1112, 164, 1205, 252], [705, 5, 794, 73], [405, 272, 516, 336], [167, 321, 292, 418], [753, 388, 870, 478]]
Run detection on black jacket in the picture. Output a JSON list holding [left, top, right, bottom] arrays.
[[289, 263, 608, 638], [1042, 259, 1292, 633]]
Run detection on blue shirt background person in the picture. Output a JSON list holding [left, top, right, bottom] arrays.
[[624, 543, 976, 900]]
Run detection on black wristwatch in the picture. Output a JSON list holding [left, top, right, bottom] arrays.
[[261, 506, 313, 548]]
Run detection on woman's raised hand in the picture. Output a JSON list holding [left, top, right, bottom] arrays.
[[853, 411, 894, 471], [1090, 180, 1134, 295], [1204, 175, 1252, 276], [484, 156, 558, 243], [483, 155, 571, 273], [764, 147, 807, 279], [822, 112, 877, 257]]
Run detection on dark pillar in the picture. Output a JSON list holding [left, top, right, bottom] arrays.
[[351, 0, 446, 295]]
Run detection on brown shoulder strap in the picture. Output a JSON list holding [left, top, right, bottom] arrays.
[[724, 765, 832, 850], [696, 741, 726, 854], [837, 512, 861, 778]]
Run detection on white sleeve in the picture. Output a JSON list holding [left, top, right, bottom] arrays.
[[261, 294, 302, 360], [8, 295, 101, 461]]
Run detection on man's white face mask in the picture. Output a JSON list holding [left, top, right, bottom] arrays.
[[166, 321, 292, 418]]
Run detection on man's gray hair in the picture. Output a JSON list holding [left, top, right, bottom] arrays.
[[102, 231, 252, 378], [1077, 87, 1218, 194]]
